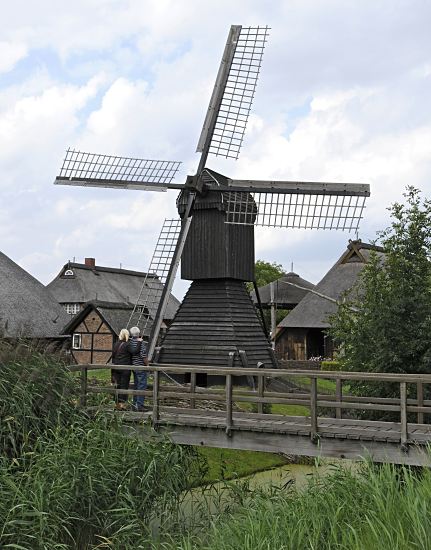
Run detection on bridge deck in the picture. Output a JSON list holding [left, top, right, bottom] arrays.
[[73, 363, 431, 466], [118, 407, 431, 444]]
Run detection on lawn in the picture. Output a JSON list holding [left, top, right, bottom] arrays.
[[287, 375, 338, 394]]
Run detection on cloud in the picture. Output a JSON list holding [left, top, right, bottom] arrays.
[[1, 0, 431, 298], [0, 41, 27, 73]]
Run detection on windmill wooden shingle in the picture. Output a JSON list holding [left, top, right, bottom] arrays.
[[276, 241, 385, 360]]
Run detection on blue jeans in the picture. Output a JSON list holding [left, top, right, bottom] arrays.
[[133, 370, 147, 410]]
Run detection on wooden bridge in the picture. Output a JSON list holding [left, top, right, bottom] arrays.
[[70, 364, 431, 466]]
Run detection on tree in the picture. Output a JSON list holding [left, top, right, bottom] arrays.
[[253, 260, 285, 288], [247, 260, 288, 329], [330, 187, 431, 407]]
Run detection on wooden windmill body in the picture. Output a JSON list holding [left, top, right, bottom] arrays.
[[54, 25, 370, 380]]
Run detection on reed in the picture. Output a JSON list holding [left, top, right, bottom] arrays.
[[0, 342, 204, 549], [165, 460, 431, 550]]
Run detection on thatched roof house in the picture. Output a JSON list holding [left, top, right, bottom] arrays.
[[251, 271, 315, 309], [47, 257, 180, 321], [276, 241, 385, 360], [0, 251, 69, 341]]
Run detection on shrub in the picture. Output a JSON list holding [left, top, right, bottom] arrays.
[[320, 360, 341, 371]]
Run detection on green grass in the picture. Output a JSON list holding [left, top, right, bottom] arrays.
[[236, 400, 309, 416], [288, 375, 338, 394], [272, 403, 310, 415], [197, 447, 289, 482]]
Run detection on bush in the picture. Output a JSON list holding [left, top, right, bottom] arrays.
[[320, 360, 341, 371]]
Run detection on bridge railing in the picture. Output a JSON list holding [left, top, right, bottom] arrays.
[[69, 363, 431, 446]]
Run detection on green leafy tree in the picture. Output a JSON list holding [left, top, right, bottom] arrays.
[[247, 260, 289, 329], [253, 260, 285, 288], [330, 187, 431, 407]]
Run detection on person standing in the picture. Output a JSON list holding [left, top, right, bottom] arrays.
[[128, 326, 149, 411], [111, 328, 132, 409]]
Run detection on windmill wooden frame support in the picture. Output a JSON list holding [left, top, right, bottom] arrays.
[[147, 192, 195, 361]]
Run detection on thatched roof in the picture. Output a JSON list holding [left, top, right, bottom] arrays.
[[47, 261, 180, 321], [0, 251, 70, 338], [251, 272, 315, 308], [62, 300, 159, 337], [278, 241, 385, 329]]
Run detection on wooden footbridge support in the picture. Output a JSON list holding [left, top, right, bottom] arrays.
[[70, 364, 431, 466]]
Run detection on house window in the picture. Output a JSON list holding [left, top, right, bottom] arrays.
[[64, 269, 74, 276], [72, 334, 81, 349], [64, 303, 80, 315]]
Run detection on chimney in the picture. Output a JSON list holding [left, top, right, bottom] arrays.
[[85, 257, 96, 268]]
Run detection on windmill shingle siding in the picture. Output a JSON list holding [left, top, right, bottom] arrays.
[[159, 279, 276, 370], [179, 191, 255, 281], [0, 251, 69, 338]]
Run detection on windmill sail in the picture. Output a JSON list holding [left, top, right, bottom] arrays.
[[54, 149, 182, 191], [200, 175, 370, 230], [127, 218, 182, 335], [197, 25, 269, 165]]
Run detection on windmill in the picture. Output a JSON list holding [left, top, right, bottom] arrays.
[[54, 25, 370, 376]]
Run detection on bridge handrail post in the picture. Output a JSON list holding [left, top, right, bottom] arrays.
[[226, 373, 233, 436], [80, 366, 88, 407], [258, 373, 264, 414], [400, 381, 408, 448], [152, 369, 160, 428], [310, 376, 318, 442], [190, 372, 196, 409], [335, 378, 342, 419], [417, 381, 424, 424]]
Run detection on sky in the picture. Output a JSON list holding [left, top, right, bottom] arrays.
[[1, 0, 431, 299]]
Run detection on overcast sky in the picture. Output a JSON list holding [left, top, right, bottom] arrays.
[[1, 0, 431, 299]]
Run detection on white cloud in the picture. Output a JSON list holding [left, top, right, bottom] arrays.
[[0, 41, 27, 73], [1, 0, 431, 296]]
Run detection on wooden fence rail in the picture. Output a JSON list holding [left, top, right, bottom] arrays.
[[69, 363, 431, 451]]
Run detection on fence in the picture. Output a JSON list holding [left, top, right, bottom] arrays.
[[69, 363, 431, 448]]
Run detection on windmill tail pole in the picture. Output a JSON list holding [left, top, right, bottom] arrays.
[[147, 192, 195, 361], [253, 280, 269, 339]]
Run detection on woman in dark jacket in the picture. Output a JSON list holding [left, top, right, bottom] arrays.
[[111, 328, 132, 409]]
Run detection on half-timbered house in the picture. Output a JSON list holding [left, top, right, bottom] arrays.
[[61, 301, 149, 364], [47, 257, 180, 364]]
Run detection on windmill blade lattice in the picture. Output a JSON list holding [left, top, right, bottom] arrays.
[[55, 149, 181, 190], [223, 180, 369, 231], [127, 218, 182, 335], [197, 25, 269, 161]]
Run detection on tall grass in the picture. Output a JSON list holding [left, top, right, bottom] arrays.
[[0, 341, 205, 549], [164, 460, 431, 550]]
